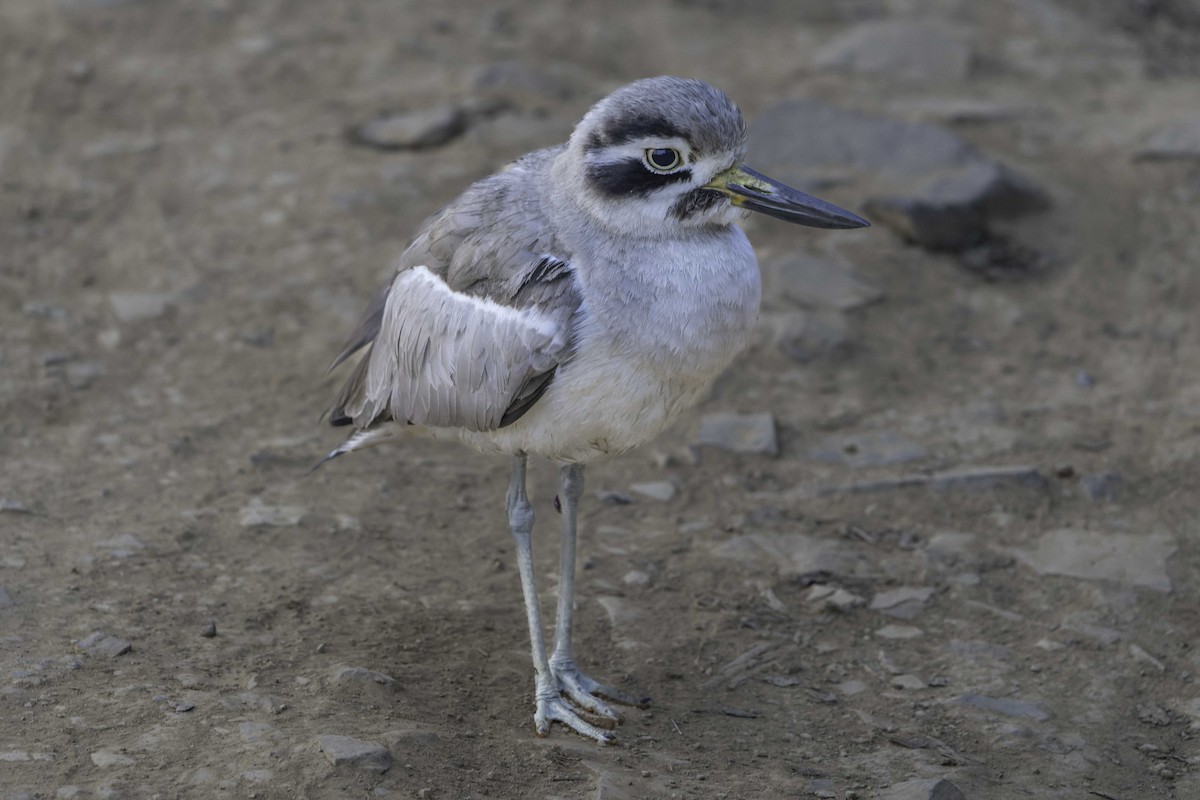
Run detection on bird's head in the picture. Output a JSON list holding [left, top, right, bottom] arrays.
[[557, 76, 869, 239]]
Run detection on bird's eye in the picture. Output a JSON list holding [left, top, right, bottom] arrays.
[[643, 147, 683, 173]]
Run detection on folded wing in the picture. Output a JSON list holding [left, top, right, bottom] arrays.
[[331, 264, 573, 433]]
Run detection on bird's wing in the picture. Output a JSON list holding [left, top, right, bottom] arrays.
[[327, 148, 581, 433]]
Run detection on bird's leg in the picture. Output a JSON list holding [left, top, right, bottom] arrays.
[[506, 454, 614, 744], [549, 464, 649, 721]]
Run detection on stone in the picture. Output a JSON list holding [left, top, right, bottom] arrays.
[[82, 135, 160, 160], [596, 596, 639, 627], [316, 734, 391, 773], [79, 631, 132, 658], [239, 498, 305, 528], [695, 412, 778, 456], [812, 20, 975, 83], [629, 481, 676, 502], [865, 162, 1048, 251], [90, 751, 135, 767], [807, 585, 865, 611], [66, 362, 105, 390], [891, 674, 927, 691], [749, 99, 977, 181], [96, 533, 145, 558], [201, 620, 217, 638], [879, 777, 967, 800], [764, 310, 854, 364], [836, 679, 866, 696], [332, 666, 399, 691], [242, 769, 272, 783], [1137, 115, 1200, 160], [870, 586, 936, 620], [238, 722, 280, 744], [108, 291, 175, 323], [1080, 472, 1122, 502], [622, 569, 651, 587], [351, 106, 467, 150], [769, 253, 883, 311], [875, 625, 923, 639], [0, 497, 32, 514], [0, 586, 14, 609], [805, 432, 926, 468], [1011, 528, 1176, 592], [958, 693, 1052, 721]]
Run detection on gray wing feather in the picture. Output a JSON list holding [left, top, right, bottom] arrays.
[[327, 147, 580, 434], [340, 266, 571, 432]]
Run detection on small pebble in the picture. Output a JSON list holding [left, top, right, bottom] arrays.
[[201, 620, 217, 638]]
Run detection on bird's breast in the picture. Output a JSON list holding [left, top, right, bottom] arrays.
[[462, 228, 761, 462]]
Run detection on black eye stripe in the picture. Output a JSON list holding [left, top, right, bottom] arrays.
[[586, 159, 692, 198], [601, 114, 687, 147]]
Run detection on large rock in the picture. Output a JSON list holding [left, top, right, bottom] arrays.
[[812, 20, 975, 83], [316, 735, 390, 773], [749, 100, 1050, 254], [1011, 528, 1176, 592], [1137, 115, 1200, 161]]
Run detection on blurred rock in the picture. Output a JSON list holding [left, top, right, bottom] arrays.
[[316, 734, 390, 773], [879, 777, 967, 800], [762, 310, 854, 364], [875, 624, 923, 639], [870, 586, 936, 620], [1137, 116, 1200, 160], [813, 20, 975, 82], [350, 106, 467, 150], [79, 631, 132, 658], [1011, 528, 1175, 592], [865, 163, 1049, 251], [0, 586, 14, 609], [958, 693, 1052, 721], [108, 291, 175, 323], [332, 666, 399, 691], [1080, 471, 1122, 502], [891, 674, 927, 691], [751, 100, 1049, 255], [807, 584, 865, 611], [596, 595, 639, 627], [90, 751, 134, 767], [750, 99, 976, 181], [769, 252, 882, 311], [82, 135, 160, 160], [239, 498, 305, 528], [695, 412, 778, 456], [630, 481, 676, 502]]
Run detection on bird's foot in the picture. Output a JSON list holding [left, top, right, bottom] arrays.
[[535, 691, 617, 744], [552, 658, 651, 719]]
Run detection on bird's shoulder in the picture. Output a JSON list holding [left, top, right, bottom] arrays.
[[401, 145, 577, 310]]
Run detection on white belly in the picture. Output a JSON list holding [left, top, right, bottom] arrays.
[[451, 230, 761, 463]]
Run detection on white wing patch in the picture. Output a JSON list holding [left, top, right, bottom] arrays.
[[350, 266, 568, 432]]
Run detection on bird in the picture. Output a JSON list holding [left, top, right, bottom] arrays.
[[320, 76, 869, 743]]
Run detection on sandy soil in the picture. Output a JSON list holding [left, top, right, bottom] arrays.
[[3, 1, 1200, 798]]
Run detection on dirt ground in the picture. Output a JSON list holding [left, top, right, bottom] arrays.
[[3, 1, 1200, 798]]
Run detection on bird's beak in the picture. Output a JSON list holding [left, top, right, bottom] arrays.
[[705, 165, 870, 229]]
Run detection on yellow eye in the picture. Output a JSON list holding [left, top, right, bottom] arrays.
[[643, 147, 683, 173]]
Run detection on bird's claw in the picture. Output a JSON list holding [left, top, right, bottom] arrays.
[[534, 694, 617, 744]]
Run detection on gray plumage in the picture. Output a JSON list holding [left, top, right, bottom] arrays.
[[320, 76, 868, 742]]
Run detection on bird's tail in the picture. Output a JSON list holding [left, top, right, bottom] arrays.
[[309, 426, 403, 472]]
